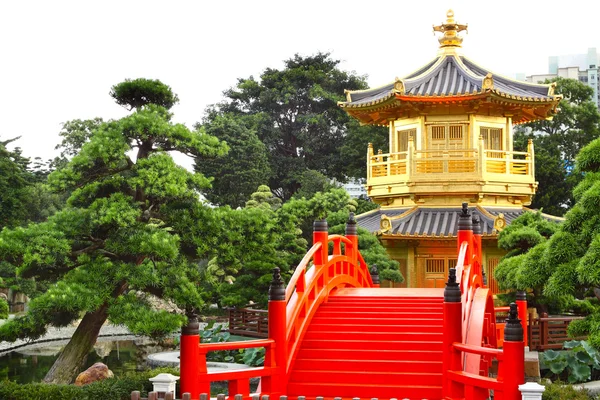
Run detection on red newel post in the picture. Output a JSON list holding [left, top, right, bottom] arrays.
[[268, 267, 287, 396], [457, 203, 473, 264], [516, 290, 528, 348], [345, 212, 358, 266], [180, 312, 201, 399], [370, 265, 380, 288], [472, 214, 483, 288], [503, 303, 525, 400], [443, 268, 463, 399], [313, 219, 329, 267]]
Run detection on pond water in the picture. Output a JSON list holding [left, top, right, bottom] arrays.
[[0, 335, 175, 383]]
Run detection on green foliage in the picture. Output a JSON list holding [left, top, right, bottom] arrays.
[[282, 188, 402, 282], [0, 367, 179, 400], [494, 211, 561, 312], [355, 197, 378, 215], [0, 138, 31, 229], [293, 170, 339, 200], [542, 381, 594, 400], [110, 78, 179, 111], [195, 113, 270, 208], [515, 77, 600, 215], [542, 340, 600, 383], [0, 297, 8, 319], [496, 135, 600, 344], [212, 52, 387, 200], [245, 185, 282, 211], [0, 79, 231, 383]]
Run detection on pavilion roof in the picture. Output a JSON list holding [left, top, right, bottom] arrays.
[[339, 11, 562, 125], [357, 205, 563, 238]]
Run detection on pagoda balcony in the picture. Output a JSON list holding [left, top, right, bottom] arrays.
[[366, 140, 536, 202]]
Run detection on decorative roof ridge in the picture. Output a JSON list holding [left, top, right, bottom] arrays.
[[451, 54, 488, 81], [460, 56, 560, 98], [475, 204, 500, 221], [355, 207, 381, 220], [402, 55, 447, 82], [383, 205, 419, 221], [343, 81, 395, 96]]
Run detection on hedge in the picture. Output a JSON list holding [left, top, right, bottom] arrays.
[[0, 367, 180, 400]]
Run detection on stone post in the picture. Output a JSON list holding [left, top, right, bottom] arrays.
[[149, 373, 179, 399], [519, 382, 545, 400]]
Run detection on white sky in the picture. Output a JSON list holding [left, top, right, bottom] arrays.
[[1, 0, 599, 166]]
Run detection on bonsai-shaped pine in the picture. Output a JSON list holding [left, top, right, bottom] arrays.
[[0, 79, 228, 384], [496, 136, 600, 347]]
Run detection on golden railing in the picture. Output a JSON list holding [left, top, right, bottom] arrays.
[[367, 139, 534, 182]]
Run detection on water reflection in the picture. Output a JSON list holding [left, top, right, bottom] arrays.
[[0, 336, 177, 383]]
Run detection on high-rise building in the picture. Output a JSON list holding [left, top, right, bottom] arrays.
[[527, 48, 599, 109]]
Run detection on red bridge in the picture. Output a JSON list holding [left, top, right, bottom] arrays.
[[179, 204, 527, 400]]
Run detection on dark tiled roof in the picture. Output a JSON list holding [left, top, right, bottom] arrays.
[[356, 208, 410, 233], [357, 206, 531, 237], [341, 54, 555, 108]]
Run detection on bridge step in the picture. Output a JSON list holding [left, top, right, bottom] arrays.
[[287, 382, 443, 400], [304, 330, 443, 341], [297, 348, 443, 361], [293, 359, 443, 373], [287, 292, 445, 400], [300, 339, 444, 351], [308, 323, 442, 333]]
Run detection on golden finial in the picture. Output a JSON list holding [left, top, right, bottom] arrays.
[[433, 10, 468, 48]]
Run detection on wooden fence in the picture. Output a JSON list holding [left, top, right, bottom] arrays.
[[228, 307, 268, 338], [528, 312, 585, 351]]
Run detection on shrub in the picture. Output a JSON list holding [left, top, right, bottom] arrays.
[[543, 381, 594, 400], [0, 367, 179, 400], [0, 298, 8, 319]]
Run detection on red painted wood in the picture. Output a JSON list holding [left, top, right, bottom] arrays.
[[179, 334, 201, 399], [183, 224, 525, 400]]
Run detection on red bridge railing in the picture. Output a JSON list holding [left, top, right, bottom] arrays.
[[443, 203, 526, 400], [179, 215, 373, 400]]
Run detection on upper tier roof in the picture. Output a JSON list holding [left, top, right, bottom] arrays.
[[339, 10, 562, 125], [342, 55, 556, 107]]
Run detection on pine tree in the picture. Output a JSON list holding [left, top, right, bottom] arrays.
[[0, 78, 228, 383]]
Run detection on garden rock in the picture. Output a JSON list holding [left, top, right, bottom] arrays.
[[74, 362, 114, 386]]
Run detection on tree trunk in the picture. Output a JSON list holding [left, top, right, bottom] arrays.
[[43, 305, 109, 384]]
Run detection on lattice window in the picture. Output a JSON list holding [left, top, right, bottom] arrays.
[[480, 127, 503, 150], [448, 259, 458, 270], [449, 125, 463, 140], [487, 258, 501, 294], [397, 128, 416, 152], [431, 126, 445, 140], [426, 259, 445, 274]]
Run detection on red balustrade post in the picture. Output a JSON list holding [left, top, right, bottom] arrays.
[[443, 268, 463, 399], [457, 203, 473, 265], [472, 214, 484, 288], [313, 219, 329, 267], [345, 212, 358, 266], [180, 313, 201, 399], [370, 264, 380, 288], [516, 290, 528, 348], [503, 303, 525, 400], [267, 267, 287, 396]]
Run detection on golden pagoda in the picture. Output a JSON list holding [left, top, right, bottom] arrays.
[[342, 11, 563, 291]]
